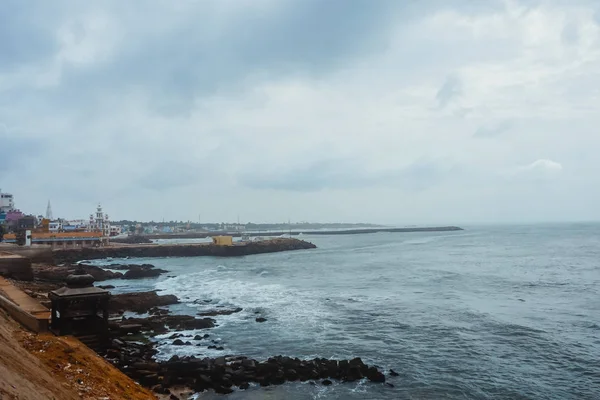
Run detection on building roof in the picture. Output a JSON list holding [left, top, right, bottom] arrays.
[[49, 286, 110, 298]]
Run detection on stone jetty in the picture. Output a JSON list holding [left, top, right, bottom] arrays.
[[53, 238, 317, 264]]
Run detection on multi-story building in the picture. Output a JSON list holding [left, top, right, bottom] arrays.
[[0, 190, 15, 213], [88, 204, 111, 237]]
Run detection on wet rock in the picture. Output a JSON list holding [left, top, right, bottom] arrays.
[[366, 367, 386, 383], [122, 265, 169, 279], [255, 317, 267, 323], [198, 307, 243, 317], [98, 285, 115, 289], [239, 382, 250, 390], [152, 385, 170, 394], [322, 379, 333, 386], [32, 263, 122, 282], [389, 369, 399, 377], [214, 385, 233, 395], [109, 291, 179, 313], [172, 339, 185, 346]]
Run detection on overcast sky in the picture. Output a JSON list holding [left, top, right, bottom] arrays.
[[2, 0, 600, 224]]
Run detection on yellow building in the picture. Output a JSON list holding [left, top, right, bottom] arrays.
[[212, 236, 233, 246]]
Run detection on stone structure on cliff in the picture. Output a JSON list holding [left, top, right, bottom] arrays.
[[49, 272, 110, 348]]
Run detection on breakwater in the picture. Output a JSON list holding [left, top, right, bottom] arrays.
[[141, 226, 464, 240], [53, 238, 316, 264]]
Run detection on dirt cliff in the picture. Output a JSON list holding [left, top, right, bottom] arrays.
[[0, 308, 156, 400]]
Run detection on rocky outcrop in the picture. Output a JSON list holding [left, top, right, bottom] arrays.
[[104, 347, 390, 395], [197, 308, 243, 317], [110, 314, 215, 335], [32, 263, 122, 283], [109, 291, 179, 314], [122, 265, 169, 280], [0, 253, 33, 281], [53, 238, 317, 264]]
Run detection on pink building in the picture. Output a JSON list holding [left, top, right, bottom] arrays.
[[5, 210, 24, 222]]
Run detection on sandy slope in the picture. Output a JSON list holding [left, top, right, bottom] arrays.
[[0, 308, 155, 400]]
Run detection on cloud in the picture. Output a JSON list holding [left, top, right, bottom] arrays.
[[473, 120, 513, 138], [1, 0, 600, 223], [501, 159, 564, 182], [240, 158, 458, 193], [436, 75, 462, 108]]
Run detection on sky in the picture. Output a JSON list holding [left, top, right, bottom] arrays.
[[1, 0, 600, 225]]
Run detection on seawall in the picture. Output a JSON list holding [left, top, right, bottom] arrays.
[[53, 238, 317, 264], [142, 226, 464, 239]]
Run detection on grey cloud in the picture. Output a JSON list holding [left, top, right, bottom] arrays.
[[0, 1, 61, 72], [44, 0, 405, 115], [436, 75, 462, 108], [473, 120, 513, 138], [561, 20, 580, 45], [0, 130, 46, 174], [240, 158, 456, 192]]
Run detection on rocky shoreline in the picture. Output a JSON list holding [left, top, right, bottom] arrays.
[[8, 248, 396, 398], [104, 296, 394, 397], [53, 238, 317, 264]]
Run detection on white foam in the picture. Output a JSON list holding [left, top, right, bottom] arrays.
[[155, 268, 334, 333]]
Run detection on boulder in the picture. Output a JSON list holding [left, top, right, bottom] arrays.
[[197, 307, 243, 317], [109, 291, 179, 313], [366, 367, 385, 383], [122, 265, 169, 279]]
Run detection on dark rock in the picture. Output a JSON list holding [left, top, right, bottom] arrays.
[[198, 307, 243, 316], [109, 291, 179, 313], [169, 394, 180, 400], [31, 263, 122, 283], [389, 369, 399, 377], [285, 369, 299, 381], [385, 382, 395, 388], [151, 385, 170, 394], [194, 335, 204, 340], [214, 385, 234, 395], [322, 379, 333, 386], [239, 382, 250, 390], [172, 339, 185, 346], [366, 367, 386, 383], [255, 317, 267, 323], [98, 285, 115, 289], [122, 265, 169, 279], [215, 357, 226, 367]]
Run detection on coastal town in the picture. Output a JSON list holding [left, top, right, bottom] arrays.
[[0, 189, 397, 399], [0, 189, 463, 398]]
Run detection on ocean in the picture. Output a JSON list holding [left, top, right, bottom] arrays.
[[93, 223, 600, 399]]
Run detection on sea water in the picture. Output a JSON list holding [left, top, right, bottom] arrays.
[[94, 223, 600, 399]]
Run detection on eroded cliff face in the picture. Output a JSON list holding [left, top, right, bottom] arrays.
[[0, 307, 156, 400]]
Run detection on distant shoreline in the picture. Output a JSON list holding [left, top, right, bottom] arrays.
[[140, 226, 464, 240]]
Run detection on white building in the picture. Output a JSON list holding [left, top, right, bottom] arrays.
[[88, 204, 111, 237], [0, 189, 15, 213], [48, 221, 62, 232]]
